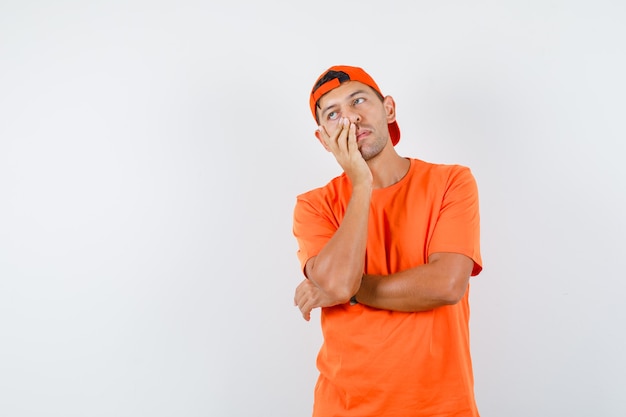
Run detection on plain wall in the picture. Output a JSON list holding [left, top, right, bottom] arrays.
[[1, 1, 625, 416]]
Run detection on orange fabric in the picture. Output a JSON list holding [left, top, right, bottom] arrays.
[[293, 158, 483, 417]]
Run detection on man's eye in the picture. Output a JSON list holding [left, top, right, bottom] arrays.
[[328, 111, 338, 120], [353, 97, 365, 105]]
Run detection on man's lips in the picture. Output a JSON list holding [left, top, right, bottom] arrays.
[[356, 130, 370, 142]]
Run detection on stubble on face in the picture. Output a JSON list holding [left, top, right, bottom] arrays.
[[356, 126, 389, 161], [359, 144, 381, 161]]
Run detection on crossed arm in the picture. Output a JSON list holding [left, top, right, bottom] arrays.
[[294, 251, 474, 321], [292, 166, 474, 321]]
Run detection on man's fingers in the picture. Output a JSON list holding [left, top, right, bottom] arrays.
[[320, 119, 350, 153], [294, 279, 319, 321], [336, 118, 350, 152], [317, 125, 330, 147], [300, 301, 312, 321], [295, 292, 313, 321], [347, 122, 357, 152]]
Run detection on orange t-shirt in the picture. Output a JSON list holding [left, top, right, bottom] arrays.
[[293, 158, 483, 417]]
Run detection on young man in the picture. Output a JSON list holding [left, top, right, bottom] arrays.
[[293, 65, 483, 416]]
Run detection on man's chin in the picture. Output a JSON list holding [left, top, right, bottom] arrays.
[[359, 147, 380, 161]]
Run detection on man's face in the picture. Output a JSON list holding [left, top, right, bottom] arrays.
[[315, 80, 395, 161]]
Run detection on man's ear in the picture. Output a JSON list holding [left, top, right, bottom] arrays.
[[315, 127, 331, 152], [383, 96, 396, 124]]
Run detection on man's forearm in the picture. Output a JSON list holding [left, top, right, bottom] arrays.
[[355, 252, 474, 312], [305, 182, 372, 303]]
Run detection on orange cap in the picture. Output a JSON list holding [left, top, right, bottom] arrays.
[[309, 65, 400, 146]]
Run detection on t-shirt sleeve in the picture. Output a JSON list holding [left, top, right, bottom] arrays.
[[428, 166, 483, 276], [292, 194, 338, 274]]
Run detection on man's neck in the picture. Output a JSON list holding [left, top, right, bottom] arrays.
[[368, 149, 411, 189]]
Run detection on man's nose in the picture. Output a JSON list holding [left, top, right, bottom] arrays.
[[343, 109, 361, 123]]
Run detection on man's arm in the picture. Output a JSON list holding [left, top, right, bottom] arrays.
[[355, 164, 482, 312], [355, 252, 475, 312], [294, 119, 372, 320], [304, 181, 371, 299], [293, 181, 370, 320]]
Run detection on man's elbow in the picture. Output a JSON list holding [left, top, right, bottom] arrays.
[[427, 252, 474, 305], [323, 278, 360, 304], [307, 261, 361, 304], [438, 277, 470, 305]]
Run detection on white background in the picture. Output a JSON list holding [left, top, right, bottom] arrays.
[[1, 1, 625, 416]]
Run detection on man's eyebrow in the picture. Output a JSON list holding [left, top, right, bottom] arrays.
[[320, 89, 370, 117]]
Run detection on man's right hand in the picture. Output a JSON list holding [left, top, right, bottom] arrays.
[[318, 118, 373, 187]]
